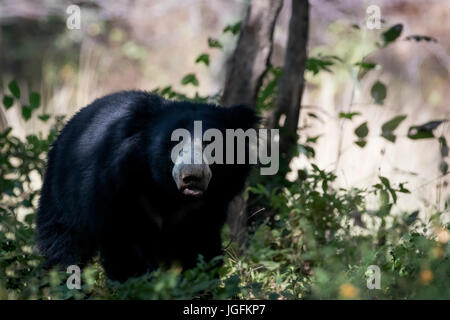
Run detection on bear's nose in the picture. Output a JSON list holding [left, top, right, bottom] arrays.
[[182, 173, 201, 184], [180, 164, 205, 183], [173, 164, 212, 198]]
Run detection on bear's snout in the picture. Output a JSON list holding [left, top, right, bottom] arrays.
[[173, 163, 211, 198]]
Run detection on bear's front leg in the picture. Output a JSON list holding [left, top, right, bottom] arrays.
[[99, 239, 156, 283], [177, 227, 223, 271]]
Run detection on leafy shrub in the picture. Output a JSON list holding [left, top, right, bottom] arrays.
[[0, 117, 448, 299]]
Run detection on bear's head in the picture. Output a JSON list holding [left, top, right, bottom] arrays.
[[146, 100, 259, 203]]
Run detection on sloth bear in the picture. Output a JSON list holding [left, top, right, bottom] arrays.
[[36, 91, 259, 282]]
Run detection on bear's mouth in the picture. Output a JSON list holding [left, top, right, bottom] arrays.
[[181, 186, 204, 198]]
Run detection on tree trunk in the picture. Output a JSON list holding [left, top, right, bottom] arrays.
[[272, 0, 309, 166], [0, 108, 8, 133], [222, 0, 283, 107], [221, 0, 283, 248]]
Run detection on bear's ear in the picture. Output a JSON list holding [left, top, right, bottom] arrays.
[[223, 104, 261, 130]]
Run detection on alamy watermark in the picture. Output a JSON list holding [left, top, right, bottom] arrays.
[[66, 265, 81, 290], [66, 5, 81, 30], [170, 121, 280, 175], [65, 263, 381, 290], [366, 265, 381, 290], [366, 5, 382, 30]]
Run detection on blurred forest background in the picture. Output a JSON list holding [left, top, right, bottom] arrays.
[[0, 0, 449, 299]]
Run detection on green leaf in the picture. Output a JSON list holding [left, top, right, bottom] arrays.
[[24, 213, 35, 226], [195, 54, 210, 66], [379, 189, 390, 207], [38, 114, 51, 122], [355, 139, 367, 148], [382, 115, 407, 132], [439, 136, 448, 157], [268, 292, 280, 300], [379, 176, 391, 189], [381, 115, 407, 143], [257, 66, 282, 110], [8, 80, 21, 99], [2, 95, 14, 109], [307, 112, 319, 119], [382, 24, 403, 46], [22, 105, 32, 121], [223, 21, 241, 35], [405, 210, 419, 225], [339, 112, 361, 120], [381, 132, 396, 143], [208, 37, 223, 49], [29, 92, 40, 109], [399, 183, 410, 194], [260, 260, 280, 271], [440, 160, 448, 174], [407, 130, 434, 140], [354, 122, 369, 138], [157, 86, 177, 99], [379, 176, 397, 203], [181, 73, 199, 87], [0, 127, 12, 137], [306, 57, 335, 75], [298, 144, 315, 158], [306, 135, 321, 144], [355, 62, 377, 70], [371, 81, 387, 105], [407, 120, 447, 140]]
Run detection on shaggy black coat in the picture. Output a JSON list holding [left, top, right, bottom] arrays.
[[36, 91, 258, 282]]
